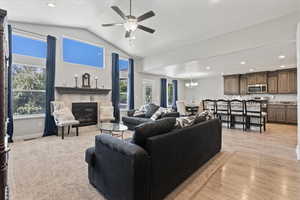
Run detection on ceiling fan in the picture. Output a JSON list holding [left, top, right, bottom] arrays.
[[102, 0, 156, 39]]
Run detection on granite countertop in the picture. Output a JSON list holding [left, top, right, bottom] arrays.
[[268, 101, 297, 106]]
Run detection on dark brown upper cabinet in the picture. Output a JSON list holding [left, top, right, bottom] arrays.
[[239, 75, 248, 95], [223, 75, 240, 95], [278, 69, 297, 94], [267, 71, 278, 94], [247, 72, 267, 85]]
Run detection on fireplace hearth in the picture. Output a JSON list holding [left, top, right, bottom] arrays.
[[72, 102, 98, 126]]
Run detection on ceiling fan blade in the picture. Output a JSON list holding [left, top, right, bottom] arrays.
[[137, 11, 155, 22], [111, 6, 126, 20], [125, 31, 131, 38], [138, 25, 155, 34], [102, 23, 123, 27]]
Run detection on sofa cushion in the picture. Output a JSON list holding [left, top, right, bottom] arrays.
[[133, 117, 176, 148], [144, 103, 160, 118], [122, 116, 152, 125]]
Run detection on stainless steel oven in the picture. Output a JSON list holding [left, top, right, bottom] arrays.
[[248, 84, 267, 94]]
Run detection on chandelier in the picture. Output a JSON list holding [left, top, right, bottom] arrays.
[[185, 79, 198, 88]]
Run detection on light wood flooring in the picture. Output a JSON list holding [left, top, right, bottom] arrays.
[[8, 123, 300, 200]]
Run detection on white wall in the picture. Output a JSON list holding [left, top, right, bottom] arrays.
[[134, 62, 185, 108], [184, 76, 224, 104], [297, 23, 300, 160]]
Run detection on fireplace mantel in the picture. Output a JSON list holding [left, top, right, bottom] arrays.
[[55, 87, 111, 95]]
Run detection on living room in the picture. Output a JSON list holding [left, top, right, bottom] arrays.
[[0, 0, 300, 200]]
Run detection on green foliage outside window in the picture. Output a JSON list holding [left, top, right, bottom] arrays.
[[12, 64, 46, 116], [119, 78, 128, 109]]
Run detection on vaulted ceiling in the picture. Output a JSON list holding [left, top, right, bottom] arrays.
[[1, 0, 300, 78]]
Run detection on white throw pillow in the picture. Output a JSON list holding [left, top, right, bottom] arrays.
[[150, 107, 165, 121]]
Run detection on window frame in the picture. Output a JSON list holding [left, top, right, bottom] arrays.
[[12, 62, 47, 119], [61, 36, 106, 69]]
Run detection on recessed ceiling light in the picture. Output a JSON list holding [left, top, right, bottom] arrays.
[[210, 0, 221, 4], [47, 2, 56, 8], [249, 68, 254, 72], [279, 65, 286, 68], [278, 55, 285, 59], [206, 66, 211, 70], [240, 61, 246, 65]]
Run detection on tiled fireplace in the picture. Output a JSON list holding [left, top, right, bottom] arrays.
[[55, 87, 111, 125], [72, 102, 98, 126]]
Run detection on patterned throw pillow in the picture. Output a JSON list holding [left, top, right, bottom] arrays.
[[150, 107, 165, 121], [175, 116, 196, 129], [194, 111, 214, 124], [144, 103, 160, 118]]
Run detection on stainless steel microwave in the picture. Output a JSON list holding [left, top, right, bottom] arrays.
[[248, 84, 267, 94]]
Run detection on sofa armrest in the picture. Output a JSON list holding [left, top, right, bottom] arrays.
[[127, 109, 136, 117], [92, 134, 150, 200], [162, 112, 180, 118], [85, 147, 95, 166]]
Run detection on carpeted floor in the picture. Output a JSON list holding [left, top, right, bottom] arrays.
[[8, 129, 231, 200]]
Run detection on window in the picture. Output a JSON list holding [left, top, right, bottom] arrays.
[[12, 34, 47, 117], [143, 80, 153, 104], [119, 59, 129, 109], [167, 81, 174, 107], [63, 37, 104, 68], [12, 34, 47, 58], [12, 64, 46, 116], [119, 78, 128, 109], [119, 59, 129, 71]]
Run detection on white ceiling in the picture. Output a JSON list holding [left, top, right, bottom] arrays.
[[1, 0, 300, 78]]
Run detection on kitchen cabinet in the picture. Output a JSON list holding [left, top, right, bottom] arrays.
[[247, 73, 256, 85], [256, 72, 267, 84], [239, 75, 248, 95], [286, 105, 297, 124], [224, 75, 240, 95], [247, 72, 267, 85], [267, 104, 297, 124], [288, 69, 297, 93], [278, 69, 297, 94], [223, 68, 296, 95], [267, 72, 278, 94]]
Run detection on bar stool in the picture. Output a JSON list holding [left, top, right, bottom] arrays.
[[230, 99, 246, 131], [245, 100, 267, 133], [216, 99, 231, 128]]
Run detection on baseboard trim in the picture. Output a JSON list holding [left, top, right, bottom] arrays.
[[297, 145, 300, 160]]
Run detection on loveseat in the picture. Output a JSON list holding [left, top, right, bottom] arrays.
[[85, 118, 222, 200]]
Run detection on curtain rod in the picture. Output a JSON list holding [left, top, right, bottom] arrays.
[[11, 26, 47, 39]]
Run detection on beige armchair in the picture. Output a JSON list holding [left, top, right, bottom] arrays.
[[51, 101, 79, 139], [99, 101, 115, 123]]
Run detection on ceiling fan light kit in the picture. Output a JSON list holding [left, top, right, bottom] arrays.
[[102, 0, 156, 40]]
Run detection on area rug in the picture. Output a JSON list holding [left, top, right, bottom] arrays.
[[8, 130, 233, 200]]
